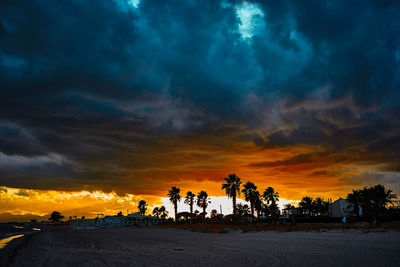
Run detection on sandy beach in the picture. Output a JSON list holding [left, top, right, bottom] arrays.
[[1, 226, 400, 267]]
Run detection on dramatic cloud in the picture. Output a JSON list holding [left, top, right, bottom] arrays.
[[0, 0, 399, 217]]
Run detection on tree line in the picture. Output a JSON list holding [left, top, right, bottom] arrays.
[[48, 174, 397, 222], [138, 173, 397, 222]]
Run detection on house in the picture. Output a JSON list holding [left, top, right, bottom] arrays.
[[103, 216, 124, 227], [329, 198, 362, 217], [127, 212, 149, 219]]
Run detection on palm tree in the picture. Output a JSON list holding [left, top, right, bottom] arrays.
[[299, 196, 313, 216], [312, 197, 323, 216], [347, 189, 362, 216], [152, 207, 161, 218], [236, 203, 251, 217], [261, 187, 280, 219], [269, 201, 280, 219], [242, 182, 258, 218], [184, 191, 196, 214], [138, 200, 147, 215], [262, 204, 270, 217], [197, 190, 210, 219], [284, 204, 295, 216], [358, 184, 397, 218], [262, 187, 279, 205], [168, 186, 181, 221], [159, 206, 168, 219], [285, 203, 295, 210], [253, 191, 263, 218], [369, 184, 397, 211], [210, 209, 218, 219], [222, 173, 242, 215]]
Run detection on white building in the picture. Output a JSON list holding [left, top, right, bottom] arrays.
[[329, 198, 362, 217]]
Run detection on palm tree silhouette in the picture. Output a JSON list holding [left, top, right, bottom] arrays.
[[159, 206, 168, 219], [269, 201, 280, 219], [196, 190, 210, 220], [242, 181, 258, 219], [263, 187, 280, 219], [138, 200, 147, 215], [152, 207, 161, 218], [222, 173, 242, 215], [168, 186, 181, 221], [210, 209, 218, 219], [284, 204, 295, 216], [313, 197, 322, 216], [263, 187, 279, 205], [253, 191, 262, 218], [236, 203, 250, 216], [368, 184, 397, 211], [311, 197, 329, 216], [351, 184, 397, 220], [299, 196, 313, 216], [184, 191, 196, 215], [347, 189, 363, 216]]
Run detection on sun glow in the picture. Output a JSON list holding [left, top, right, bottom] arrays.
[[0, 186, 162, 221], [0, 140, 380, 222]]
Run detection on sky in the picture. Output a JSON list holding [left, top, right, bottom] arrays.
[[0, 0, 400, 221]]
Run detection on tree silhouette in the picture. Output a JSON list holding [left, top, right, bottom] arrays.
[[222, 173, 242, 215], [284, 204, 295, 216], [312, 197, 329, 216], [49, 211, 64, 222], [159, 206, 168, 219], [263, 187, 279, 205], [263, 187, 280, 218], [197, 190, 210, 220], [347, 189, 363, 216], [152, 207, 161, 218], [184, 191, 196, 215], [168, 186, 181, 221], [366, 184, 397, 212], [269, 201, 280, 219], [299, 196, 313, 216], [350, 184, 397, 220], [253, 191, 263, 218], [210, 209, 218, 219], [262, 203, 270, 217], [236, 203, 250, 216], [242, 182, 258, 219], [138, 200, 147, 215]]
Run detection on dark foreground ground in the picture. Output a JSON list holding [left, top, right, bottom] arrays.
[[1, 226, 400, 267]]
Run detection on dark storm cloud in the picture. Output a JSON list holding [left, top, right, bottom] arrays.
[[248, 153, 318, 168], [340, 170, 400, 194], [0, 0, 399, 191]]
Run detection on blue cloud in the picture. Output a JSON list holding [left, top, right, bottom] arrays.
[[0, 0, 399, 190]]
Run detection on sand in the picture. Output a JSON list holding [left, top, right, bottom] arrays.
[[3, 227, 400, 267]]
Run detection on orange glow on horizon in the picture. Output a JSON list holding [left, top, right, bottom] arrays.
[[1, 139, 395, 222]]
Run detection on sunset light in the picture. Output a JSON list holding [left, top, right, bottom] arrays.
[[1, 1, 399, 266]]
